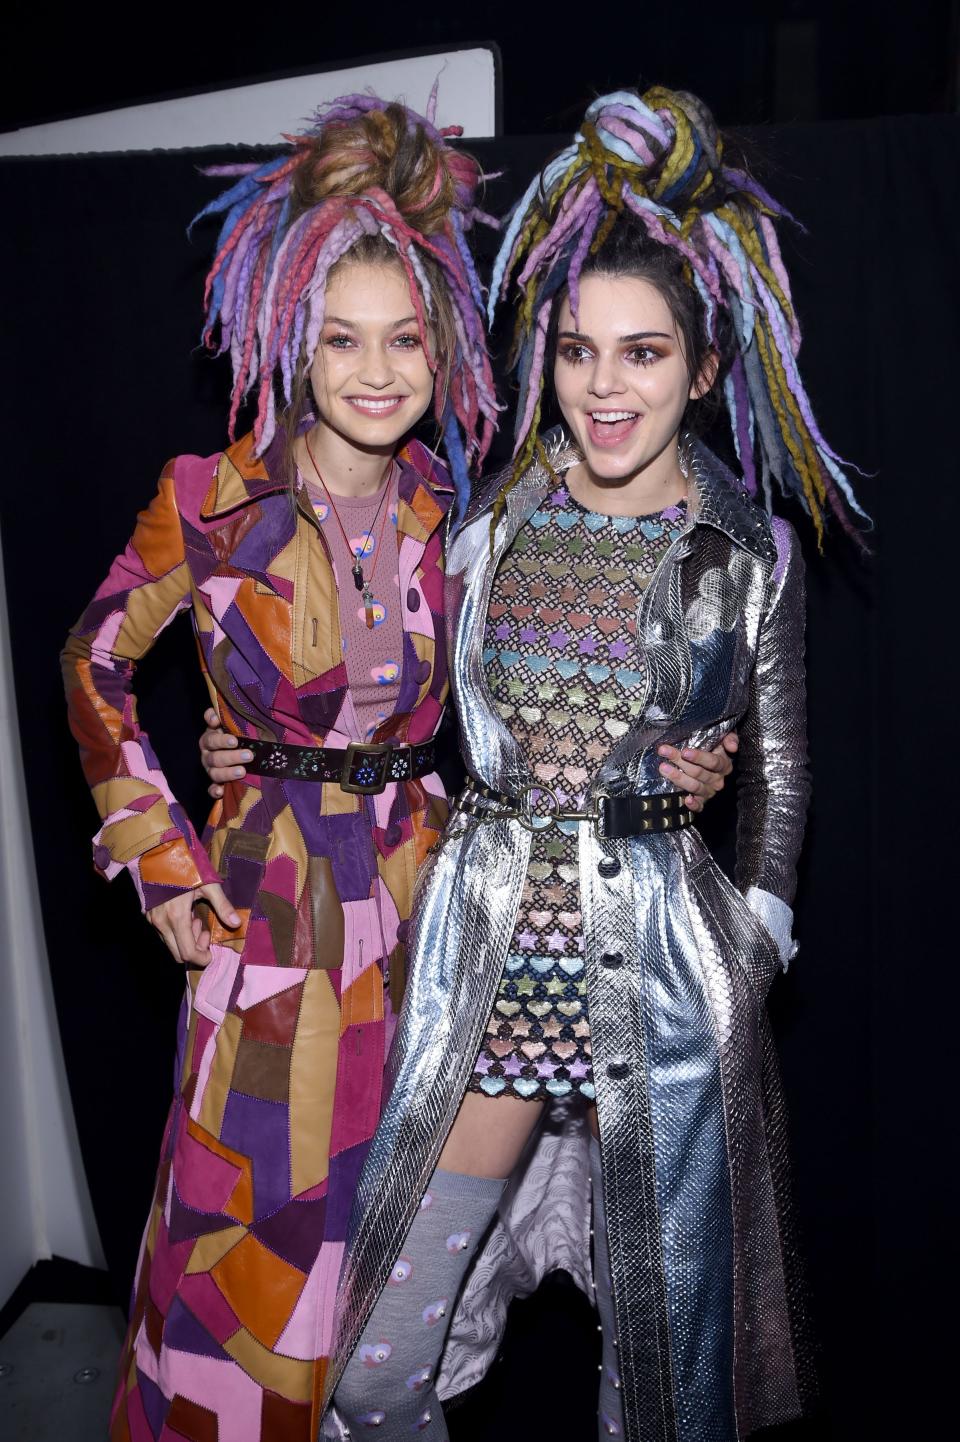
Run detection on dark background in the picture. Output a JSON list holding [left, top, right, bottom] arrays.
[[4, 0, 958, 134], [2, 5, 957, 1439]]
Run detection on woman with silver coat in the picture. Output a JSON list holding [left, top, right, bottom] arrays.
[[327, 87, 866, 1442]]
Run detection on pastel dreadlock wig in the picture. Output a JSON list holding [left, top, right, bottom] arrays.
[[194, 92, 498, 518], [489, 86, 867, 545]]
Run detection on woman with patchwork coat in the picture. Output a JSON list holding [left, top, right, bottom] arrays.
[[60, 96, 500, 1442]]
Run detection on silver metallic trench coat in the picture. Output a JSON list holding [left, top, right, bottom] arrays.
[[325, 432, 814, 1442]]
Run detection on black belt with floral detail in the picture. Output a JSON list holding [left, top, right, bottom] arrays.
[[245, 737, 436, 795]]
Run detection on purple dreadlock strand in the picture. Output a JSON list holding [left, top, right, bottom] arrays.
[[490, 85, 867, 544], [194, 93, 499, 520]]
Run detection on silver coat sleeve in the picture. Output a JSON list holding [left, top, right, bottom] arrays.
[[735, 516, 810, 906]]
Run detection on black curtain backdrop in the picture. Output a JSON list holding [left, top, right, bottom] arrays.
[[1, 115, 956, 1440]]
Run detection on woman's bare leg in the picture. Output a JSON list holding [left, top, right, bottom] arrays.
[[438, 1090, 545, 1177]]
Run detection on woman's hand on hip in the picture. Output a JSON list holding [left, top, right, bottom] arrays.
[[658, 731, 739, 813], [146, 882, 240, 966], [200, 707, 253, 798]]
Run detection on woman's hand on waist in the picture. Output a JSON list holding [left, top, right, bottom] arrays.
[[201, 707, 253, 798], [658, 731, 738, 813], [146, 881, 241, 966]]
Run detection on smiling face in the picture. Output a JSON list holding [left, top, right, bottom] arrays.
[[308, 259, 435, 457], [553, 273, 715, 492]]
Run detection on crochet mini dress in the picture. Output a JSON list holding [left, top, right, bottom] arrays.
[[468, 482, 688, 1102]]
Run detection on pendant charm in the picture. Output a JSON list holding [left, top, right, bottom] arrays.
[[352, 561, 365, 592], [363, 585, 375, 629]]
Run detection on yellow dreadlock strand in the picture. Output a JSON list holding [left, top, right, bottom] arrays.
[[757, 320, 826, 506], [720, 205, 797, 328], [642, 95, 694, 200], [754, 323, 826, 548]]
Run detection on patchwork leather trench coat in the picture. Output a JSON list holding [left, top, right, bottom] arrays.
[[328, 432, 814, 1442], [62, 431, 453, 1442]]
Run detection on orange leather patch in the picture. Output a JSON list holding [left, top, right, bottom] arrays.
[[212, 1233, 308, 1350], [312, 1356, 329, 1434], [340, 954, 384, 1031], [235, 577, 293, 681], [139, 838, 204, 889], [134, 471, 185, 579]]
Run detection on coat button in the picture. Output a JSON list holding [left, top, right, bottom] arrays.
[[607, 1059, 630, 1080], [598, 857, 620, 879], [406, 587, 421, 613], [601, 951, 623, 969]]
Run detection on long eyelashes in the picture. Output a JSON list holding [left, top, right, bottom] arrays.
[[627, 346, 662, 367], [557, 343, 663, 368], [556, 343, 590, 366], [323, 333, 423, 351]]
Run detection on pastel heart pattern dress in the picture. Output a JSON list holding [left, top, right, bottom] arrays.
[[470, 486, 688, 1101]]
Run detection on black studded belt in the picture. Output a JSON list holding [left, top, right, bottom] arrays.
[[453, 778, 692, 837], [245, 737, 437, 795]]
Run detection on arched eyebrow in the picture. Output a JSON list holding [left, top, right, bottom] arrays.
[[323, 314, 419, 329], [558, 329, 673, 343]]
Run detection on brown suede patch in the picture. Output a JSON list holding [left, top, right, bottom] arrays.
[[231, 1036, 293, 1104], [165, 1393, 219, 1442], [261, 1390, 313, 1442], [308, 856, 344, 969]]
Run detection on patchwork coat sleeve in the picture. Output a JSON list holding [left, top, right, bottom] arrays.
[[61, 461, 220, 912], [734, 516, 811, 911]]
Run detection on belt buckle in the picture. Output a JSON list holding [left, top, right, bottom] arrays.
[[340, 742, 391, 795], [555, 790, 609, 835]]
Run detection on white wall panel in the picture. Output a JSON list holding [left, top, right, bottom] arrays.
[[0, 47, 498, 156], [0, 532, 104, 1306]]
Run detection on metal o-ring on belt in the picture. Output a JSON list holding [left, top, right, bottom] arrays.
[[453, 778, 692, 838]]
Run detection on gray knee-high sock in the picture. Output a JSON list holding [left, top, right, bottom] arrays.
[[590, 1135, 626, 1439], [334, 1167, 506, 1438]]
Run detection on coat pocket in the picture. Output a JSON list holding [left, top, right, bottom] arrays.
[[219, 824, 270, 876], [687, 853, 781, 1002], [191, 945, 242, 1026]]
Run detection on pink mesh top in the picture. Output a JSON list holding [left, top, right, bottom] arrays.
[[302, 465, 404, 741]]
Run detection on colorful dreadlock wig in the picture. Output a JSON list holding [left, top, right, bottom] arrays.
[[489, 86, 867, 545], [194, 91, 498, 519]]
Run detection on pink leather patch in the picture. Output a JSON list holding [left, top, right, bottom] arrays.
[[172, 1121, 242, 1217], [179, 1272, 242, 1346]]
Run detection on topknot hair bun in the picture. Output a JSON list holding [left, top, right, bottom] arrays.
[[573, 86, 732, 225], [292, 100, 482, 237], [195, 90, 497, 514], [489, 84, 868, 544]]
